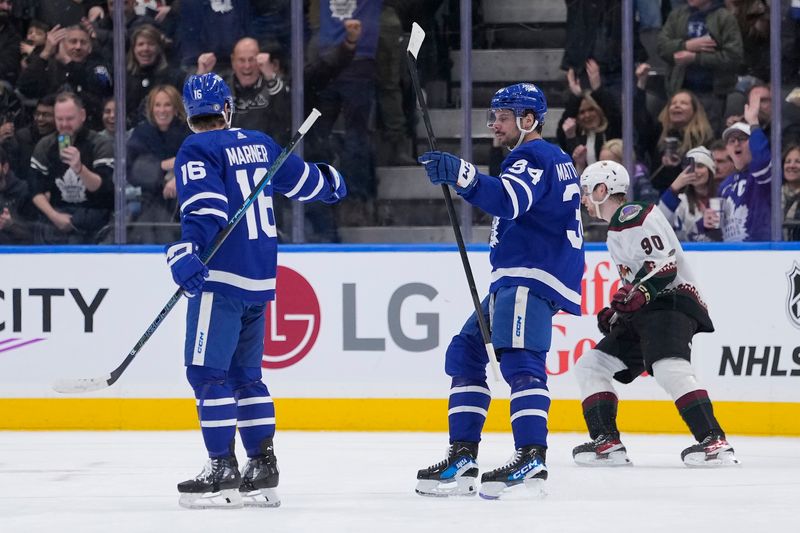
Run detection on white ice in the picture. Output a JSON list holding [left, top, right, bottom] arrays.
[[1, 431, 797, 533]]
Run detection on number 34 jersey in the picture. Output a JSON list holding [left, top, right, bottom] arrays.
[[174, 128, 342, 303], [607, 202, 713, 332]]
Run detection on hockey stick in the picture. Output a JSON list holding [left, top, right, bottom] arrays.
[[609, 248, 677, 324], [52, 109, 322, 394], [407, 23, 501, 382]]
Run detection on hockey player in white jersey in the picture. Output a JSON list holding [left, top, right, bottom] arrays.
[[575, 160, 739, 467], [166, 73, 346, 509], [415, 83, 584, 499]]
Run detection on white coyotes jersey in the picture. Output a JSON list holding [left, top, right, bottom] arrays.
[[606, 203, 705, 304]]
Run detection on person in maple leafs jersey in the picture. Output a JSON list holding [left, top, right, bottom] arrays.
[[575, 160, 739, 468], [166, 73, 346, 510]]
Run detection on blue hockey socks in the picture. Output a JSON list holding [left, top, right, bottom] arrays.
[[448, 376, 491, 443]]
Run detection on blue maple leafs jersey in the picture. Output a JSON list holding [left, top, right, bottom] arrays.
[[461, 139, 585, 315], [174, 128, 341, 302]]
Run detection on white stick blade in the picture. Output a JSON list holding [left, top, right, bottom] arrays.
[[52, 375, 112, 394], [407, 22, 425, 58]]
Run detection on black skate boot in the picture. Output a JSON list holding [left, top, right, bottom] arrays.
[[177, 454, 242, 509], [681, 432, 740, 467], [572, 433, 632, 466], [240, 438, 281, 507], [478, 445, 547, 500], [415, 441, 479, 497]]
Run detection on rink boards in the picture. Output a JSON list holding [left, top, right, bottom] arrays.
[[1, 243, 799, 435]]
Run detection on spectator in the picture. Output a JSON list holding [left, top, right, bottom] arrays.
[[558, 59, 622, 175], [87, 0, 156, 65], [126, 23, 182, 127], [657, 0, 743, 133], [0, 0, 22, 86], [782, 144, 800, 240], [724, 82, 771, 135], [13, 94, 55, 182], [562, 0, 648, 97], [709, 138, 735, 191], [29, 92, 113, 244], [177, 0, 251, 74], [16, 25, 113, 130], [0, 145, 34, 243], [19, 19, 49, 71], [314, 0, 381, 226], [0, 84, 21, 172], [727, 0, 769, 82], [126, 84, 188, 244], [37, 0, 104, 29], [644, 90, 715, 192], [658, 146, 722, 241], [601, 138, 660, 203], [97, 97, 116, 141], [718, 90, 771, 241]]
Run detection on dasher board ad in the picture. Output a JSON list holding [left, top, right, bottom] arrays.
[[0, 247, 799, 403]]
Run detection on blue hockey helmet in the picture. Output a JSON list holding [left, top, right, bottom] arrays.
[[488, 83, 548, 126], [182, 73, 234, 123]]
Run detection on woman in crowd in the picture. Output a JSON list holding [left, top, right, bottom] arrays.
[[126, 84, 189, 244], [600, 138, 659, 204], [657, 146, 722, 242], [783, 144, 800, 241]]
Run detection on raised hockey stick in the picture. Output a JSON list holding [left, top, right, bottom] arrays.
[[407, 23, 501, 382], [609, 248, 677, 324], [52, 109, 322, 394]]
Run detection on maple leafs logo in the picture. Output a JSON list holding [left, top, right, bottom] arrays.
[[55, 168, 87, 204]]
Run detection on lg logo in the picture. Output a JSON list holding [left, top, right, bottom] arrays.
[[262, 266, 320, 369]]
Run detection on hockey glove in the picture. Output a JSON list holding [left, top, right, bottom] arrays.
[[610, 283, 651, 314], [165, 240, 209, 297], [317, 163, 348, 204], [418, 151, 477, 192], [597, 306, 615, 335]]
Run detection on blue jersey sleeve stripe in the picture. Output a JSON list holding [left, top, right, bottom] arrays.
[[181, 192, 229, 213], [490, 266, 581, 305], [298, 172, 325, 201], [186, 207, 229, 221], [501, 178, 520, 218], [500, 173, 533, 212], [207, 269, 277, 291], [284, 163, 311, 198]]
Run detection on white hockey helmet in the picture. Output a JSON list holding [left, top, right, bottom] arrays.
[[580, 160, 630, 197]]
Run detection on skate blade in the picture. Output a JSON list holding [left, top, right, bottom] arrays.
[[415, 477, 477, 497], [479, 478, 547, 501], [574, 451, 633, 467], [241, 487, 281, 508], [683, 450, 741, 468], [179, 488, 243, 509]]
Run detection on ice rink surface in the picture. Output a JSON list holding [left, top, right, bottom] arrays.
[[1, 431, 797, 533]]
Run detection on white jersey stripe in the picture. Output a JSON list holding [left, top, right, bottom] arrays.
[[187, 207, 228, 221], [449, 385, 491, 396], [197, 397, 236, 407], [191, 292, 214, 366], [237, 417, 276, 428], [181, 192, 228, 213], [501, 173, 533, 212], [299, 172, 325, 201], [206, 270, 276, 292], [200, 418, 237, 428], [448, 406, 488, 417], [510, 408, 548, 423], [237, 396, 274, 407], [284, 163, 311, 198], [510, 388, 551, 401], [491, 266, 581, 305], [501, 178, 520, 219]]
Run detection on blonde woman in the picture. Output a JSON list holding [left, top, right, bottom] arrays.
[[126, 84, 191, 243]]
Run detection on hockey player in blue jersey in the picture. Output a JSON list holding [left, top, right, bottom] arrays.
[[166, 73, 346, 509], [415, 83, 585, 499]]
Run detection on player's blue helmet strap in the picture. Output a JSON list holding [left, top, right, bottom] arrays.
[[489, 83, 548, 125], [182, 73, 234, 119]]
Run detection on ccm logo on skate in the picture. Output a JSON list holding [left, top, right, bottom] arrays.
[[262, 266, 320, 369], [511, 460, 541, 480]]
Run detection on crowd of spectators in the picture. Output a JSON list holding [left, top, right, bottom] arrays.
[[0, 0, 799, 245]]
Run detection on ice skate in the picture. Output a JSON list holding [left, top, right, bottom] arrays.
[[415, 441, 479, 497], [681, 433, 740, 467], [240, 439, 281, 507], [177, 455, 243, 509], [572, 434, 632, 466], [478, 445, 547, 500]]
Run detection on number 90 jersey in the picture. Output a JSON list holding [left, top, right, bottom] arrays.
[[174, 128, 342, 303], [463, 139, 585, 316]]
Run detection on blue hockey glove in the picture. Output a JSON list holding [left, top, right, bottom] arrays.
[[317, 163, 348, 204], [418, 151, 477, 192], [165, 240, 209, 297]]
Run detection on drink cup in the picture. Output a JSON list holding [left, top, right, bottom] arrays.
[[709, 197, 722, 229]]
